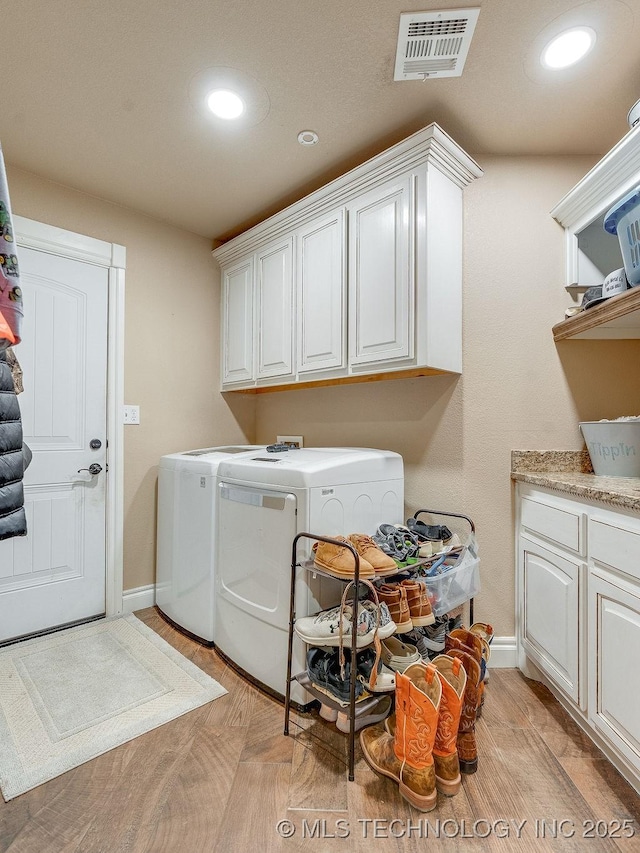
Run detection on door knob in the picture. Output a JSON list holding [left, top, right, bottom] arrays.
[[77, 463, 103, 476]]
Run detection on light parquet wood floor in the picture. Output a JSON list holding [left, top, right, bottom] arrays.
[[1, 607, 639, 852]]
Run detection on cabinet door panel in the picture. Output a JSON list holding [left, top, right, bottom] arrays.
[[348, 178, 412, 366], [256, 239, 294, 379], [297, 210, 345, 374], [222, 258, 254, 386], [589, 573, 640, 771], [521, 537, 583, 706]]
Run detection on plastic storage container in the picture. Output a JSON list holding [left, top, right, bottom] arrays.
[[421, 545, 480, 616], [604, 186, 640, 285], [580, 419, 640, 478]]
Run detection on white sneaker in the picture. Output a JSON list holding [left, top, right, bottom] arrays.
[[295, 603, 375, 648]]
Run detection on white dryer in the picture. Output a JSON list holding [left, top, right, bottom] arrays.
[[215, 447, 404, 704], [156, 445, 263, 643]]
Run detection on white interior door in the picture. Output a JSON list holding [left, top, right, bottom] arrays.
[[0, 246, 108, 642]]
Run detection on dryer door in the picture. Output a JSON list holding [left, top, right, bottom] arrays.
[[217, 483, 297, 630]]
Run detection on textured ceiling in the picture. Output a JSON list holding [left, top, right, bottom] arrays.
[[3, 0, 639, 240]]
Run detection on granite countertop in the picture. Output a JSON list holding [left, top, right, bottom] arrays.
[[511, 450, 640, 512]]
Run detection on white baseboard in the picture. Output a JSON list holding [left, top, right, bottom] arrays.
[[487, 636, 517, 668], [122, 584, 156, 614]]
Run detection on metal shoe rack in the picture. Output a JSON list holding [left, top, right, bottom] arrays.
[[283, 510, 478, 782], [283, 532, 365, 781]]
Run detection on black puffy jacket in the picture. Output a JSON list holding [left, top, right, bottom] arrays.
[[0, 349, 26, 539]]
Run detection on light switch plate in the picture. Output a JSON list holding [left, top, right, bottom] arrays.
[[277, 435, 303, 448]]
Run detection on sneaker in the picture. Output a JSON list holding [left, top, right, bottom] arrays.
[[420, 619, 448, 658], [295, 602, 375, 648], [306, 647, 365, 704], [402, 628, 435, 662], [360, 599, 397, 639], [336, 694, 393, 733]]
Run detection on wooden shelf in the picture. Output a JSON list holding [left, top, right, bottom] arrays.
[[553, 287, 640, 341]]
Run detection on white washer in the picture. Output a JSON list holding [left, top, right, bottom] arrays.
[[156, 445, 263, 643], [215, 447, 404, 704]]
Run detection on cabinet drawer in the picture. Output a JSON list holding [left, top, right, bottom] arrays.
[[521, 497, 584, 554], [590, 518, 640, 583]]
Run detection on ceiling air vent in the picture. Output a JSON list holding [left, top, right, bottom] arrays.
[[394, 8, 480, 80]]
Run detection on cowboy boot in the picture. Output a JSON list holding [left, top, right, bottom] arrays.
[[446, 631, 487, 718], [360, 661, 442, 811], [445, 648, 481, 774], [386, 656, 467, 796], [430, 654, 467, 795]]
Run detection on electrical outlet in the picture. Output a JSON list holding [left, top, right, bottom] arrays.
[[277, 435, 303, 448], [123, 405, 140, 425]]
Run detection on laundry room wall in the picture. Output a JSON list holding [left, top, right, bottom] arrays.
[[254, 155, 640, 640], [6, 165, 255, 592]]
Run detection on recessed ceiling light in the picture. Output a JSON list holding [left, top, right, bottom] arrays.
[[297, 130, 319, 146], [206, 89, 245, 120], [541, 27, 596, 69]]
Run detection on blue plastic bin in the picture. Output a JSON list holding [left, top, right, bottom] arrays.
[[604, 185, 640, 285]]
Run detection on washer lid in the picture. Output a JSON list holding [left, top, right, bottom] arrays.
[[159, 445, 264, 473], [217, 446, 403, 488]]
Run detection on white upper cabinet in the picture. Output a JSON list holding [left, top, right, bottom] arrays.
[[256, 238, 294, 381], [348, 177, 412, 368], [297, 209, 346, 376], [222, 257, 253, 386], [214, 123, 482, 392]]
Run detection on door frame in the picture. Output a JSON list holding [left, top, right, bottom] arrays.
[[13, 215, 125, 617]]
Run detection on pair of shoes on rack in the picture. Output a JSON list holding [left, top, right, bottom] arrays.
[[319, 694, 393, 733], [295, 598, 396, 648], [402, 619, 449, 661], [312, 534, 397, 579], [307, 647, 395, 704], [406, 518, 453, 544], [373, 524, 422, 562], [378, 579, 435, 633]]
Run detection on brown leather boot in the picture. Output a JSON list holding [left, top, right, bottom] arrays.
[[400, 579, 435, 627], [360, 662, 441, 811], [444, 648, 481, 774], [446, 631, 486, 718], [430, 654, 467, 796], [378, 583, 412, 633]]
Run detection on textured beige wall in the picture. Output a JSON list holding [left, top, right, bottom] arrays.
[[7, 166, 254, 591], [254, 156, 640, 637]]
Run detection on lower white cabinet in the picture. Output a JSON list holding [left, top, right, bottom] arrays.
[[589, 571, 640, 775], [520, 536, 583, 707], [516, 483, 640, 792]]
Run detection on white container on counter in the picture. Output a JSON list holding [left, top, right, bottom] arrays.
[[580, 419, 640, 478]]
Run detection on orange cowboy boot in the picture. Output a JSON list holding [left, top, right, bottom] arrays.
[[360, 661, 441, 811], [430, 654, 467, 795], [386, 655, 467, 796]]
